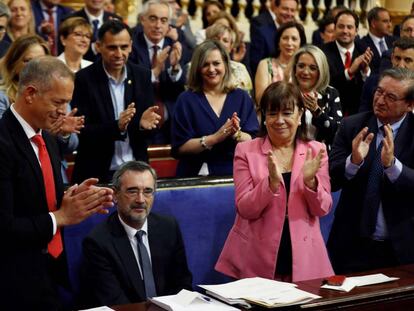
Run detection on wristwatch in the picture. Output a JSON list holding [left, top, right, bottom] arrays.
[[200, 136, 212, 150]]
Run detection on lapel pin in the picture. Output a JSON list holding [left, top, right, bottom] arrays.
[[128, 80, 132, 85]]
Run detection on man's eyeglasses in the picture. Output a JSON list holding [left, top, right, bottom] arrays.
[[123, 188, 155, 198], [374, 87, 405, 104]]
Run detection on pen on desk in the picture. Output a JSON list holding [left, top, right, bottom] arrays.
[[201, 295, 211, 302]]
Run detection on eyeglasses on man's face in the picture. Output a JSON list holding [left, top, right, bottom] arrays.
[[122, 187, 155, 199], [374, 87, 405, 104]]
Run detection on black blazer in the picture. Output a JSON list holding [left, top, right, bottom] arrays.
[[322, 41, 367, 115], [71, 60, 154, 183], [0, 109, 66, 310], [358, 34, 396, 74], [63, 9, 122, 61], [328, 112, 414, 273], [81, 212, 193, 307], [129, 31, 186, 116]]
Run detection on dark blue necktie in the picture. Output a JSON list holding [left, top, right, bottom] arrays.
[[136, 230, 157, 298], [360, 127, 384, 237], [92, 19, 99, 41]]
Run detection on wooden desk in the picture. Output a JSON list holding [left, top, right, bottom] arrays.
[[111, 265, 414, 311]]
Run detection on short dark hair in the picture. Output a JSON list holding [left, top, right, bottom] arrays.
[[201, 0, 224, 28], [273, 21, 306, 58], [334, 9, 359, 29], [393, 37, 414, 51], [367, 6, 389, 27], [401, 14, 414, 30], [112, 161, 158, 191], [275, 0, 299, 7], [318, 16, 334, 33], [97, 19, 132, 41], [259, 81, 311, 141]]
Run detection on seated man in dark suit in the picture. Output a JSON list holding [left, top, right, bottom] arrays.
[[360, 37, 414, 112], [63, 0, 121, 61], [328, 67, 414, 274], [249, 0, 298, 76], [31, 0, 73, 55], [322, 9, 373, 115], [71, 20, 160, 184], [130, 0, 186, 144], [82, 161, 193, 307], [359, 7, 395, 74]]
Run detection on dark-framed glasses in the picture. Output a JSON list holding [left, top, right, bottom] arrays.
[[374, 87, 405, 104], [123, 188, 155, 198]]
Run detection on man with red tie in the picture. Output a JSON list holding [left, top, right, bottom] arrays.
[[322, 9, 374, 115], [0, 56, 114, 310]]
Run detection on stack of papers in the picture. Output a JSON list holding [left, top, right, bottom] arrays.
[[150, 289, 239, 311], [199, 277, 321, 308], [321, 273, 399, 292]]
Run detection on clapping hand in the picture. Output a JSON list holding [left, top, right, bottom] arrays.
[[118, 103, 136, 132], [140, 106, 161, 130], [381, 124, 394, 168], [169, 41, 182, 68], [49, 108, 85, 136], [268, 150, 282, 192], [351, 127, 374, 165], [302, 148, 324, 190], [302, 92, 319, 113]]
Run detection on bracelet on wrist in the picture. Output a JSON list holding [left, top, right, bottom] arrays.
[[200, 136, 212, 150]]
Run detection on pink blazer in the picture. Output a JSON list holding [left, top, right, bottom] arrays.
[[215, 137, 334, 282]]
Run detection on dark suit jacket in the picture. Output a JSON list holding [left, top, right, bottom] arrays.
[[71, 60, 154, 183], [379, 48, 392, 72], [129, 31, 186, 117], [0, 39, 10, 58], [328, 112, 414, 273], [31, 0, 73, 45], [81, 212, 193, 307], [322, 41, 367, 115], [249, 10, 277, 76], [63, 9, 122, 61], [359, 73, 380, 112], [0, 109, 66, 310], [359, 34, 396, 74]]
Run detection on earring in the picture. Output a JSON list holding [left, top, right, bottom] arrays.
[[264, 120, 266, 125]]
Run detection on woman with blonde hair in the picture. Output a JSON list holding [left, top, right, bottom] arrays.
[[58, 17, 93, 73], [0, 34, 49, 112], [4, 0, 35, 42], [206, 23, 252, 96], [172, 40, 258, 176], [286, 44, 343, 152]]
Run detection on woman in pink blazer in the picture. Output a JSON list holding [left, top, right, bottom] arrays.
[[216, 81, 334, 282]]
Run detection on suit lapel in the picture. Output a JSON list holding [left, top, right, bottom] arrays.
[[290, 141, 307, 187], [147, 214, 162, 294], [110, 214, 146, 299], [137, 34, 151, 68], [95, 61, 116, 119], [394, 113, 412, 158], [124, 64, 134, 110], [5, 111, 44, 187]]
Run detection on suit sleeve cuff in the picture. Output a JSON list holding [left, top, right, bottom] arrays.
[[384, 157, 402, 182], [345, 154, 363, 179]]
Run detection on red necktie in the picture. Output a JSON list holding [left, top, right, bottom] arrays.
[[31, 134, 63, 258], [344, 51, 352, 69], [151, 45, 165, 126], [46, 8, 56, 56]]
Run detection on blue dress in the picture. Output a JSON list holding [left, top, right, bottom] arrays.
[[172, 88, 259, 177]]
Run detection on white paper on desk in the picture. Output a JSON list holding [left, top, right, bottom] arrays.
[[321, 273, 399, 292], [78, 307, 114, 311], [348, 273, 399, 286], [150, 289, 239, 311], [199, 277, 296, 299], [247, 287, 321, 306], [321, 278, 360, 292]]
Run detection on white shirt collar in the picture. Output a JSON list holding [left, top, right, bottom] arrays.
[[143, 34, 164, 50], [369, 32, 385, 44], [118, 213, 148, 240], [10, 104, 41, 139], [336, 40, 355, 56], [84, 7, 104, 25], [102, 62, 127, 84]]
